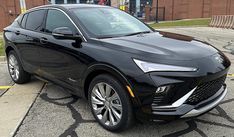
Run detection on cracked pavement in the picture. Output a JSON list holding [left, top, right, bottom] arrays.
[[11, 27, 234, 137]]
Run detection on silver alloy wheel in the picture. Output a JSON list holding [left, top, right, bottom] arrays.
[[91, 82, 123, 126], [8, 54, 20, 81]]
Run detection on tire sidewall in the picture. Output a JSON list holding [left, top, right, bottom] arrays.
[[88, 74, 132, 131]]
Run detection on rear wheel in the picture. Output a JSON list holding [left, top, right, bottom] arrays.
[[7, 51, 31, 84], [88, 74, 133, 131]]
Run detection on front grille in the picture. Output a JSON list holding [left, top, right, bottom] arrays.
[[187, 76, 226, 105], [152, 96, 165, 106]]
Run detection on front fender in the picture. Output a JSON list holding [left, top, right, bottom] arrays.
[[82, 63, 141, 107]]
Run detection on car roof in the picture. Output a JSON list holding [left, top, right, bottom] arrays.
[[28, 4, 110, 12], [58, 4, 109, 9]]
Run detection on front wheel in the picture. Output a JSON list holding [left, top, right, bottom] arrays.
[[88, 74, 134, 131]]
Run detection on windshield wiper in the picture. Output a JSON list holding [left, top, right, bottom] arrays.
[[97, 36, 114, 39], [125, 31, 151, 36], [97, 31, 151, 39]]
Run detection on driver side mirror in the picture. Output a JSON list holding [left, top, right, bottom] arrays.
[[52, 27, 82, 41]]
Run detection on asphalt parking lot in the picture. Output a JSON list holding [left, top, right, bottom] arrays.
[[1, 27, 234, 137]]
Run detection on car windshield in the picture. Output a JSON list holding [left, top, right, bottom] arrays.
[[71, 7, 152, 38]]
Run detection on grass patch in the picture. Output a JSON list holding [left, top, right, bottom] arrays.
[[149, 18, 211, 28], [0, 35, 4, 56]]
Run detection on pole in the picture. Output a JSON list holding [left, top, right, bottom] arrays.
[[156, 0, 159, 23], [136, 0, 140, 16], [19, 0, 27, 14], [172, 0, 174, 20]]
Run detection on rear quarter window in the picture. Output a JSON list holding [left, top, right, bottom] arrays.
[[21, 14, 28, 28], [25, 9, 46, 32]]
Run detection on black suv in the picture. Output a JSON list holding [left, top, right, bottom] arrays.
[[3, 4, 231, 131]]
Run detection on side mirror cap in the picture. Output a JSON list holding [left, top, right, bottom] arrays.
[[52, 27, 82, 41]]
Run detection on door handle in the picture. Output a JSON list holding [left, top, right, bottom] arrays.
[[15, 30, 20, 35], [40, 37, 48, 44], [26, 36, 33, 42]]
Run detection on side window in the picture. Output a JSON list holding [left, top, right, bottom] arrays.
[[25, 10, 46, 31], [21, 14, 28, 28], [45, 9, 76, 34]]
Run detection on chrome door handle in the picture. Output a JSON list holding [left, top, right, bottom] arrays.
[[40, 37, 48, 44]]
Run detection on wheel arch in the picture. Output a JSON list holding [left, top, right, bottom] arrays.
[[82, 63, 137, 103], [5, 45, 28, 72], [5, 46, 14, 55]]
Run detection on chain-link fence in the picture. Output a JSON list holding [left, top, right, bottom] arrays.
[[119, 0, 165, 22]]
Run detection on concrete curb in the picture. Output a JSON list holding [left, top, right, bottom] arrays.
[[0, 56, 6, 62]]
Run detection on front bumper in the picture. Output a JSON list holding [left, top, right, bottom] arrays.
[[182, 85, 227, 118], [135, 85, 227, 121], [130, 52, 230, 121]]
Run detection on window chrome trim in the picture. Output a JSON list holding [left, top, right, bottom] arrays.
[[27, 7, 87, 42]]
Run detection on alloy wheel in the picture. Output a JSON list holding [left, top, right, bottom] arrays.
[[91, 82, 123, 126], [8, 54, 20, 81]]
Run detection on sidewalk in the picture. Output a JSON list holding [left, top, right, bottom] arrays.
[[0, 56, 6, 62], [0, 80, 44, 137]]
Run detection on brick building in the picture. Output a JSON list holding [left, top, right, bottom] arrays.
[[150, 0, 234, 21], [0, 0, 234, 31], [0, 0, 48, 31]]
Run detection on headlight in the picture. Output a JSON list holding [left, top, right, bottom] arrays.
[[133, 59, 198, 73]]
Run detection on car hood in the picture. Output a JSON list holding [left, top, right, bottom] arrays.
[[99, 31, 219, 61]]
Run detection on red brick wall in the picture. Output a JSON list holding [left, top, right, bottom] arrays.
[[0, 6, 7, 31], [0, 0, 47, 31], [151, 0, 234, 21], [0, 0, 19, 31], [25, 0, 48, 9]]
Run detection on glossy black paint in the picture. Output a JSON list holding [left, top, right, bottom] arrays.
[[3, 4, 231, 121]]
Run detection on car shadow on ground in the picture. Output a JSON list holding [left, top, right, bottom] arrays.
[[35, 81, 234, 137]]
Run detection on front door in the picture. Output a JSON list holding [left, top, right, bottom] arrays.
[[38, 9, 86, 95]]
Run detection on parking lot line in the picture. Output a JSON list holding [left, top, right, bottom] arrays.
[[227, 74, 234, 77], [0, 86, 12, 90]]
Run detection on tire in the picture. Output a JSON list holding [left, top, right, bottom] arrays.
[[88, 74, 134, 131], [7, 50, 31, 84]]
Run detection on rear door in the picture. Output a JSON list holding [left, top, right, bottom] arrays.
[[14, 9, 46, 74]]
